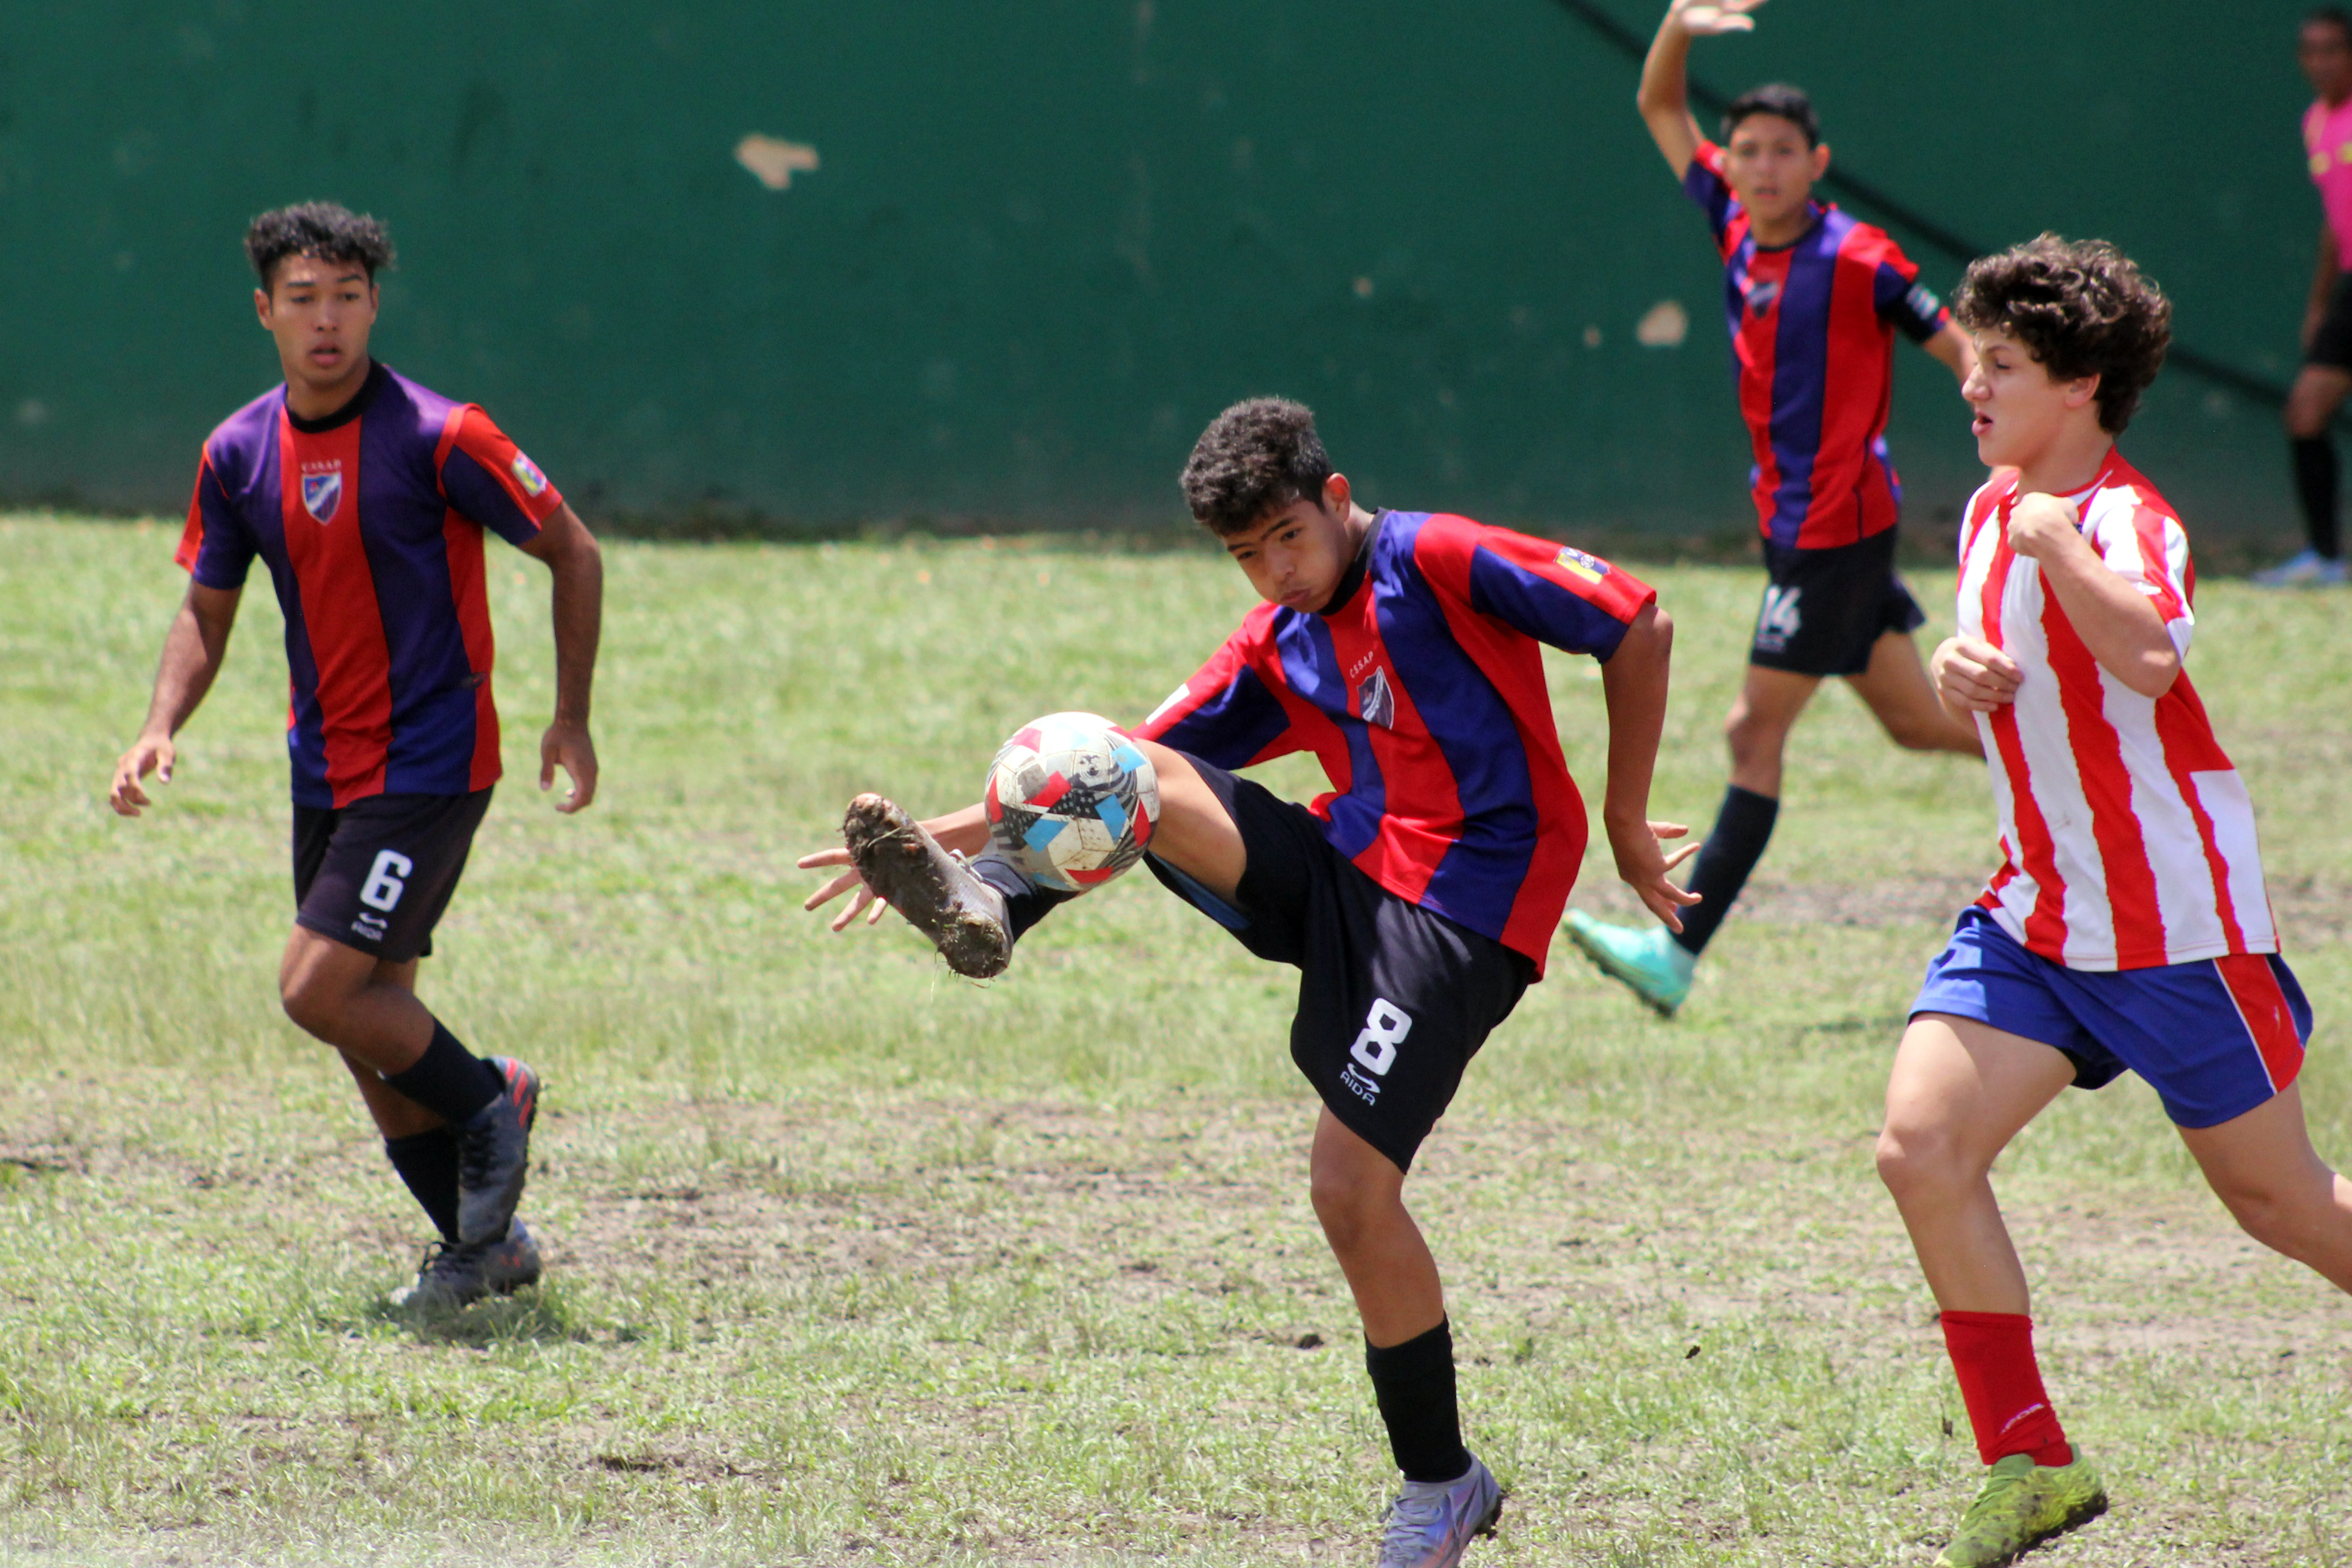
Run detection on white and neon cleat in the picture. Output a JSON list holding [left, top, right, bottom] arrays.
[[1375, 1456, 1504, 1568]]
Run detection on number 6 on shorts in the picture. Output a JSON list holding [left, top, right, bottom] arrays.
[[360, 849, 414, 912]]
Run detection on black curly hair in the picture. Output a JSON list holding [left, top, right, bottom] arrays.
[[243, 201, 396, 290], [1180, 398, 1335, 536], [1954, 235, 2171, 434]]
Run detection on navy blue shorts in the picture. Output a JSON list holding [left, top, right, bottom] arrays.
[[1142, 759, 1530, 1174], [1911, 907, 2312, 1129], [292, 789, 492, 964], [1752, 528, 1927, 677]]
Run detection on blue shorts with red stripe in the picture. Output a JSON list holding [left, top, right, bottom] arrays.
[[1911, 907, 2311, 1129]]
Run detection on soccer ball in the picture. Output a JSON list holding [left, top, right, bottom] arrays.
[[983, 712, 1161, 893]]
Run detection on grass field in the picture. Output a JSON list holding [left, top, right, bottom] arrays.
[[4, 511, 2350, 1567]]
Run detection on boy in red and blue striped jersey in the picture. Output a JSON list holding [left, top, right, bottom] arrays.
[[1569, 0, 1983, 1015], [802, 398, 1693, 1568], [108, 203, 603, 1312]]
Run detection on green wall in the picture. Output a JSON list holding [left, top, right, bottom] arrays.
[[0, 2, 2324, 537]]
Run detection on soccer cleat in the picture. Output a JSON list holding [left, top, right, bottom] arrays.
[[1563, 909, 1695, 1017], [842, 793, 1014, 979], [454, 1057, 537, 1245], [1375, 1457, 1504, 1568], [1933, 1451, 2109, 1568], [2250, 548, 2349, 588], [387, 1217, 543, 1313]]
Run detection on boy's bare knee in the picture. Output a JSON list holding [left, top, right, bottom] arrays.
[[1875, 1122, 1971, 1201], [279, 966, 352, 1039]]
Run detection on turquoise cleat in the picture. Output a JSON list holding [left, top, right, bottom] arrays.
[[1563, 910, 1695, 1017]]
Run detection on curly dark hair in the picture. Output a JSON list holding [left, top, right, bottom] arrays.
[[1723, 83, 1819, 148], [1180, 398, 1335, 535], [1954, 235, 2171, 434], [244, 201, 396, 289]]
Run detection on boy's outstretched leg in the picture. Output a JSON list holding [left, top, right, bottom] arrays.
[[842, 794, 1017, 977], [1876, 1015, 2108, 1567], [1311, 1110, 1502, 1568]]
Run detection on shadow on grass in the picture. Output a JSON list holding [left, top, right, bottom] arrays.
[[359, 1284, 594, 1348]]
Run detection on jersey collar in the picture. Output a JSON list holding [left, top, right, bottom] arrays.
[[284, 359, 387, 435], [1315, 510, 1383, 616]]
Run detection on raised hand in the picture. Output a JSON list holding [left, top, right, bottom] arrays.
[[1607, 816, 1705, 932], [1671, 0, 1768, 36]]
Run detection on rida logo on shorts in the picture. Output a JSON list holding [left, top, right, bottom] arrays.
[[510, 452, 549, 497], [300, 464, 343, 524]]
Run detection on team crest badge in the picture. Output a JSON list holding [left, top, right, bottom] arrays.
[[1554, 545, 1610, 584], [1357, 666, 1396, 729], [300, 467, 343, 524], [510, 452, 549, 497], [1745, 276, 1781, 314]]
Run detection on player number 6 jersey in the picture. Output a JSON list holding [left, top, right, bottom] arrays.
[[1956, 452, 2275, 971]]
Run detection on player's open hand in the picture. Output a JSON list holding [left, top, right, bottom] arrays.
[[540, 720, 599, 813], [1670, 0, 1766, 36], [1605, 815, 1705, 933], [107, 733, 176, 817], [797, 846, 892, 932], [2004, 492, 2085, 562], [1931, 634, 2021, 715]]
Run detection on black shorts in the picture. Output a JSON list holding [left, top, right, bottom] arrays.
[[1750, 527, 1927, 677], [2309, 275, 2352, 372], [291, 789, 492, 964], [1143, 760, 1530, 1174]]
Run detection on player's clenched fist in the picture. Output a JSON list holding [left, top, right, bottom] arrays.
[[2003, 492, 2087, 561], [1930, 634, 2022, 716], [1668, 0, 1767, 36]]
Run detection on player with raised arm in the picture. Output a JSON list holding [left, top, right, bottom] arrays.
[[1878, 236, 2352, 1567], [1566, 0, 1982, 1016], [108, 203, 603, 1313], [801, 399, 1694, 1568], [2261, 5, 2352, 587]]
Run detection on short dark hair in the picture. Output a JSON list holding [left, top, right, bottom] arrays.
[[243, 202, 395, 289], [1180, 398, 1335, 535], [2306, 7, 2352, 45], [1723, 83, 1819, 148], [1954, 234, 2172, 435]]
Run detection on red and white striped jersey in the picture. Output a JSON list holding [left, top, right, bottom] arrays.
[[1956, 451, 2275, 971]]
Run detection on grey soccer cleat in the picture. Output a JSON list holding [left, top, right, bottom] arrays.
[[454, 1056, 537, 1245], [388, 1217, 543, 1313], [842, 793, 1013, 978], [1376, 1456, 1504, 1568]]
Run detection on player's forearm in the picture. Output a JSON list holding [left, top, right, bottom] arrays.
[[1597, 604, 1675, 827], [139, 590, 236, 738], [1637, 9, 1693, 119], [2036, 547, 2179, 698], [545, 534, 603, 727], [1925, 323, 1977, 383]]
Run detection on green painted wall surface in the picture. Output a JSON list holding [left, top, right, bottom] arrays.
[[0, 2, 2323, 535]]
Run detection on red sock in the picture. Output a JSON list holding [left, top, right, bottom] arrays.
[[1940, 1311, 2073, 1468]]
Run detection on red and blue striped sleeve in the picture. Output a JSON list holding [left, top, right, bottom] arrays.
[[1414, 515, 1657, 660], [1865, 233, 1949, 344], [174, 447, 255, 589], [435, 406, 563, 546], [1681, 139, 1740, 254], [1132, 614, 1303, 769]]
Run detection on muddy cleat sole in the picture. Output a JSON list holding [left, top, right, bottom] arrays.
[[389, 1217, 544, 1313], [843, 793, 1012, 979], [455, 1058, 537, 1245], [1563, 909, 1694, 1017], [1934, 1450, 2108, 1568], [1376, 1456, 1504, 1568]]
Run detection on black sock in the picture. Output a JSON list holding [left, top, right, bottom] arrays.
[[1672, 785, 1780, 957], [971, 856, 1074, 941], [384, 1130, 462, 1243], [1364, 1318, 1471, 1485], [380, 1022, 503, 1126], [2293, 436, 2340, 559]]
